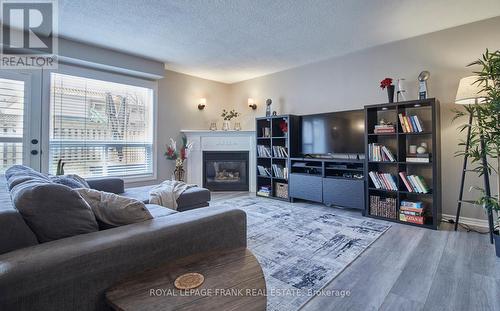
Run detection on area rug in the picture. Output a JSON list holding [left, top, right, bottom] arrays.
[[211, 196, 390, 311]]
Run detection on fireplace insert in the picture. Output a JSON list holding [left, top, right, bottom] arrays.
[[203, 151, 249, 191]]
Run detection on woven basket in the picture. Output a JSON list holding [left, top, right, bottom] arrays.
[[275, 182, 288, 199]]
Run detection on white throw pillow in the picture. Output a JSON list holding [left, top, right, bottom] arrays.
[[75, 188, 152, 227]]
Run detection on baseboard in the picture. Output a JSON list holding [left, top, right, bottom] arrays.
[[442, 213, 489, 228]]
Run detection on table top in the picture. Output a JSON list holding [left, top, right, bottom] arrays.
[[106, 248, 267, 311]]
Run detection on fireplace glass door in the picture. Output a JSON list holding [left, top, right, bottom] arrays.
[[203, 151, 249, 191]]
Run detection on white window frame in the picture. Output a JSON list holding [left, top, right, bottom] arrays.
[[41, 64, 158, 183], [0, 70, 42, 171]]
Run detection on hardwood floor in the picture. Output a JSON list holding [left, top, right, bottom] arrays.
[[211, 192, 500, 311]]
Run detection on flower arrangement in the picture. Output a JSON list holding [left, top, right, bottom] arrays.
[[165, 135, 193, 181], [380, 78, 393, 89], [279, 120, 288, 134], [221, 109, 240, 121], [165, 135, 193, 162]]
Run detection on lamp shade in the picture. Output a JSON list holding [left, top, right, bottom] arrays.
[[455, 76, 488, 105]]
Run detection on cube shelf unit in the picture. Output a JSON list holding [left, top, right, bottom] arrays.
[[255, 115, 300, 201], [364, 98, 442, 229]]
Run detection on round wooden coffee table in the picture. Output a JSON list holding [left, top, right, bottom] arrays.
[[106, 248, 266, 311]]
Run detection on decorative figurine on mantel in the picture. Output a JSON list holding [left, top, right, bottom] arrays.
[[165, 135, 193, 181], [265, 99, 272, 117]]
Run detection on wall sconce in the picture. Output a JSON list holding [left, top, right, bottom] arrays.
[[248, 98, 257, 110], [198, 98, 206, 110]]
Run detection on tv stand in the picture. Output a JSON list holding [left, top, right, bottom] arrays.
[[289, 157, 365, 210]]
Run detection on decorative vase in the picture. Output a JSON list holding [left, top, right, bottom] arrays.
[[387, 85, 395, 103], [234, 122, 241, 131], [174, 164, 185, 182], [222, 120, 230, 131]]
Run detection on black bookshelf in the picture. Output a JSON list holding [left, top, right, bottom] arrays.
[[364, 98, 441, 229], [255, 115, 300, 201]]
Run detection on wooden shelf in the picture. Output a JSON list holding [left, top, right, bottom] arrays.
[[367, 133, 397, 136], [255, 115, 300, 202], [366, 214, 436, 229], [399, 131, 432, 135], [368, 187, 398, 193], [257, 175, 271, 179], [364, 98, 441, 230]]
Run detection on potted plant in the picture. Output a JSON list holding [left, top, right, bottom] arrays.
[[221, 109, 240, 131], [165, 135, 193, 181], [380, 78, 395, 103], [453, 49, 500, 256]]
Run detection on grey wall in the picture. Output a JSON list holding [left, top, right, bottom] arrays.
[[228, 17, 500, 221], [127, 69, 232, 188]]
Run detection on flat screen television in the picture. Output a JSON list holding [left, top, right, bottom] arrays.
[[301, 109, 365, 156]]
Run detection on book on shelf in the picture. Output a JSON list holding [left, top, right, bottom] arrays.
[[374, 124, 396, 134], [398, 113, 424, 133], [272, 146, 289, 158], [257, 185, 271, 197], [370, 195, 397, 219], [261, 127, 271, 138], [368, 143, 396, 162], [398, 172, 430, 193], [271, 164, 288, 179], [401, 200, 423, 208], [257, 165, 271, 177], [399, 214, 425, 225], [257, 145, 272, 157], [368, 171, 398, 191], [399, 200, 426, 224], [406, 153, 431, 163]]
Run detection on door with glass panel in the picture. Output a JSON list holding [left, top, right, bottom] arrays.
[[0, 71, 41, 173]]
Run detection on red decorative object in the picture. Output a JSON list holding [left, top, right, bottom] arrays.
[[380, 78, 393, 89], [279, 120, 288, 134]]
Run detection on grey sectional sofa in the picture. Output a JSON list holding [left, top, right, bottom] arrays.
[[0, 166, 247, 311]]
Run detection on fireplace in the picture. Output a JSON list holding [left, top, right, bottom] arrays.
[[203, 151, 249, 191]]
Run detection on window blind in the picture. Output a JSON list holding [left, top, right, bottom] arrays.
[[49, 73, 154, 178], [0, 78, 24, 173]]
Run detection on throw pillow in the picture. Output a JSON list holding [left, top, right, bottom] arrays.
[[11, 180, 99, 242], [50, 174, 90, 189], [75, 188, 153, 228]]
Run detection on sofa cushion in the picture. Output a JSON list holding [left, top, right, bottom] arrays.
[[86, 178, 124, 194], [177, 187, 211, 208], [122, 185, 211, 209], [11, 180, 99, 243], [145, 204, 178, 218], [75, 188, 153, 227], [6, 165, 50, 190], [121, 185, 152, 204], [50, 174, 90, 189], [0, 177, 38, 255]]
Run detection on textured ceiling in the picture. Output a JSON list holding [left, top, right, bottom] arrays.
[[58, 0, 500, 83]]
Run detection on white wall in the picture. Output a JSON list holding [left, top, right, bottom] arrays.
[[126, 69, 231, 188], [228, 17, 500, 220]]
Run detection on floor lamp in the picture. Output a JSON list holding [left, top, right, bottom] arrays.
[[454, 76, 495, 243]]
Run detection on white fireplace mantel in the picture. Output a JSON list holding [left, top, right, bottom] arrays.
[[181, 130, 256, 192]]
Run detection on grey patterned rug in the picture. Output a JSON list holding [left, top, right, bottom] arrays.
[[211, 196, 390, 311]]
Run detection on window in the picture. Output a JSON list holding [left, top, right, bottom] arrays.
[[0, 78, 24, 173], [49, 73, 154, 179]]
